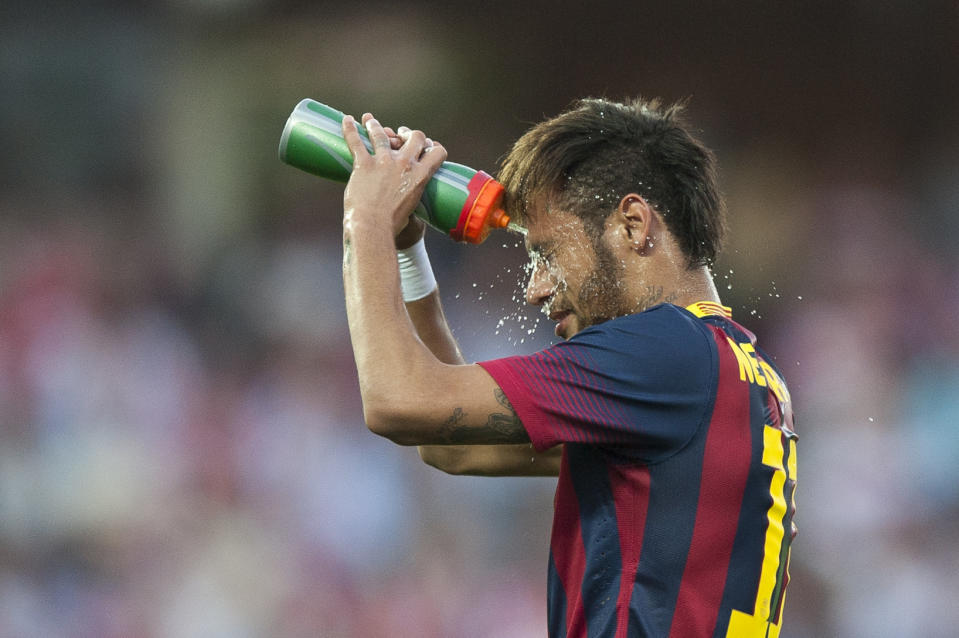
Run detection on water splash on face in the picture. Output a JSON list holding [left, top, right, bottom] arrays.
[[492, 253, 544, 344], [455, 236, 547, 348]]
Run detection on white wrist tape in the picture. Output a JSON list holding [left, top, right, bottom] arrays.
[[396, 237, 437, 302]]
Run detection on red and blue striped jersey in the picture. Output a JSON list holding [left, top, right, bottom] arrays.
[[478, 302, 797, 638]]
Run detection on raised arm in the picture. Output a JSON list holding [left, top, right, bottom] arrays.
[[404, 290, 560, 475], [340, 113, 558, 479]]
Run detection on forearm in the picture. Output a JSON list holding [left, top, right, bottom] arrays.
[[343, 219, 443, 424], [419, 443, 563, 477], [405, 290, 466, 365]]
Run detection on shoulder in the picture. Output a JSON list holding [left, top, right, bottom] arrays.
[[544, 304, 718, 389], [567, 304, 715, 355], [482, 304, 718, 384]]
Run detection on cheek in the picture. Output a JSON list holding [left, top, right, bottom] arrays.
[[576, 272, 605, 306], [549, 262, 568, 291], [529, 258, 567, 290], [577, 260, 624, 312]]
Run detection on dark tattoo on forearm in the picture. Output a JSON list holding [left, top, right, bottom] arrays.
[[440, 407, 467, 432], [437, 389, 528, 444]]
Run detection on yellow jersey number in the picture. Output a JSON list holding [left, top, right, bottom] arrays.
[[726, 425, 798, 638]]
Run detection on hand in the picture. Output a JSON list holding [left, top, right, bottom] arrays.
[[378, 119, 427, 249], [341, 112, 447, 240]]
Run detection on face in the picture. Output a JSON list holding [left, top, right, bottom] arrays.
[[523, 205, 630, 339]]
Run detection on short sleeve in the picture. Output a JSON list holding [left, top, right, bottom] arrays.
[[478, 305, 718, 462]]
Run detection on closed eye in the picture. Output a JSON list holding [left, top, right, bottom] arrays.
[[528, 242, 557, 267]]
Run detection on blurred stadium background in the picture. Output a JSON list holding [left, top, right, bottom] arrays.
[[2, 1, 958, 636]]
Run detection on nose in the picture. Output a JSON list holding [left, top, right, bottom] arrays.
[[525, 260, 555, 306]]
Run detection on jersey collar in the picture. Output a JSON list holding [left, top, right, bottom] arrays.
[[685, 301, 732, 319]]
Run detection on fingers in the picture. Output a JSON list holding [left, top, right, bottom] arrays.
[[383, 126, 404, 150], [348, 111, 446, 169], [419, 141, 448, 172], [396, 126, 427, 155], [396, 128, 446, 173], [341, 115, 369, 163], [396, 126, 432, 148], [395, 126, 443, 166], [363, 114, 392, 152]]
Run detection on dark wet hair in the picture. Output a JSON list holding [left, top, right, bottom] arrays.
[[498, 97, 726, 268]]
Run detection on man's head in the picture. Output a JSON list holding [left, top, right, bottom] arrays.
[[498, 97, 726, 338]]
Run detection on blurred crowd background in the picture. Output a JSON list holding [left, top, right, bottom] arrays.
[[2, 1, 958, 636]]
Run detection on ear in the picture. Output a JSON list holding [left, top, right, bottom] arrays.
[[611, 194, 657, 255]]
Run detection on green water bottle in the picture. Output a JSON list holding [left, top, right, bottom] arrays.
[[278, 99, 510, 244]]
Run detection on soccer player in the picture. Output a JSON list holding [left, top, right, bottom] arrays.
[[339, 98, 797, 637]]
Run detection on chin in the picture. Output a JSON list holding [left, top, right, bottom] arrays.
[[562, 321, 583, 340]]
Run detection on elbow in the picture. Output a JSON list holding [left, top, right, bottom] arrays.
[[362, 400, 420, 446], [362, 404, 399, 441], [418, 446, 468, 475]]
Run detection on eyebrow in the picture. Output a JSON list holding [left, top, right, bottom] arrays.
[[526, 239, 555, 256]]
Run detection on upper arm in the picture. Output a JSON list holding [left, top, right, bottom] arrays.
[[477, 310, 717, 460], [364, 363, 532, 446]]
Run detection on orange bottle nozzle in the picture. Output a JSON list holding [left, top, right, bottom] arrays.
[[454, 173, 510, 243], [489, 208, 510, 229]]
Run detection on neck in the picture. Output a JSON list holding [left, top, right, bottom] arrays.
[[669, 265, 722, 308], [629, 264, 721, 313]]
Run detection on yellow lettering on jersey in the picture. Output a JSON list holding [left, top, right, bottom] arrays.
[[758, 427, 787, 618], [726, 426, 795, 638], [759, 360, 790, 404], [725, 337, 767, 387], [726, 337, 755, 383], [740, 342, 767, 388], [727, 609, 781, 638]]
